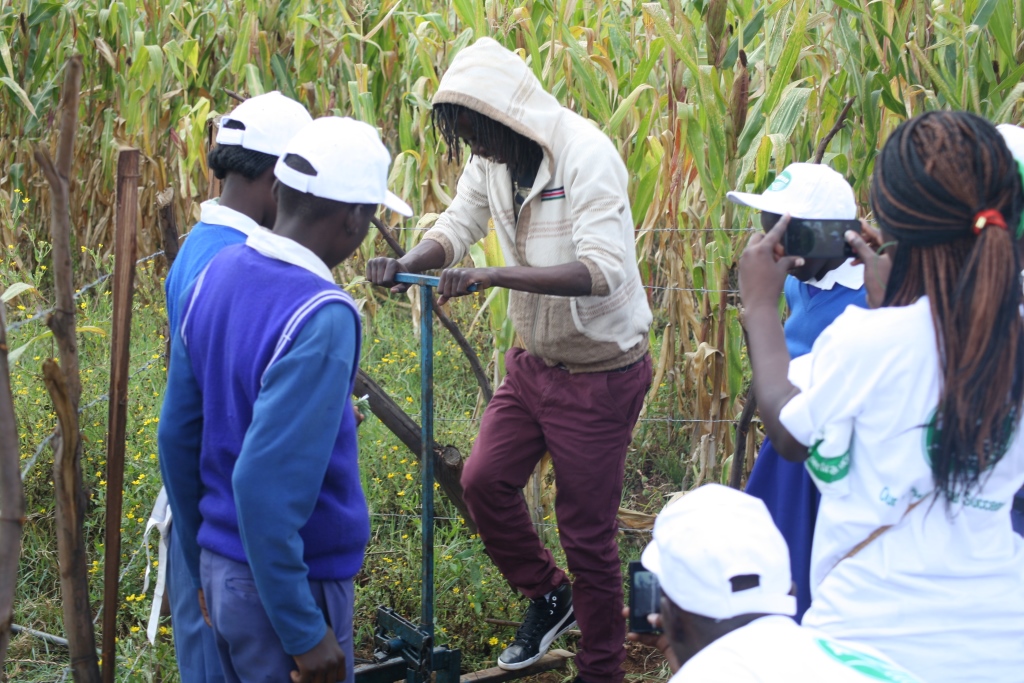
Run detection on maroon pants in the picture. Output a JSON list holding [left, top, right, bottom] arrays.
[[462, 348, 651, 683]]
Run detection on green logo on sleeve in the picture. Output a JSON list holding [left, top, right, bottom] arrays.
[[815, 638, 922, 682], [806, 440, 851, 483]]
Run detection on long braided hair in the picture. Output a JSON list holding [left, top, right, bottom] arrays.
[[207, 119, 277, 180], [432, 102, 544, 178], [872, 111, 1024, 502]]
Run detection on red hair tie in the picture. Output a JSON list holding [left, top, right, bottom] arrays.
[[973, 209, 1008, 235]]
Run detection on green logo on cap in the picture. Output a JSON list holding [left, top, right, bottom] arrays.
[[815, 638, 920, 682], [767, 170, 792, 193]]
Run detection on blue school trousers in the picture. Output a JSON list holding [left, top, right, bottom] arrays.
[[168, 527, 225, 683], [199, 549, 355, 683], [745, 437, 820, 621]]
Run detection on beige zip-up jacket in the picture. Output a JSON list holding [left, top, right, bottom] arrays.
[[423, 38, 652, 373]]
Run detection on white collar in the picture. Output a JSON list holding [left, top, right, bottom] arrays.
[[805, 258, 864, 291], [200, 199, 262, 238], [245, 229, 334, 283]]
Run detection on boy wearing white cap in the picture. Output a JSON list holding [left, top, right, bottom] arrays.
[[155, 91, 311, 683], [726, 163, 867, 620], [158, 117, 411, 683], [630, 484, 923, 682]]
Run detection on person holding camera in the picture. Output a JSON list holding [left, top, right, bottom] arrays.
[[726, 163, 867, 620], [626, 484, 923, 682], [739, 111, 1024, 682]]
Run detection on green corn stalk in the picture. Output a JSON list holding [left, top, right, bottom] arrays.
[[1, 0, 1022, 486]]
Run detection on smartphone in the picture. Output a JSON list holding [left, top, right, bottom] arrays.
[[784, 218, 861, 259], [628, 561, 662, 634]]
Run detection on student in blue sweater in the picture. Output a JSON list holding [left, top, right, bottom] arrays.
[[158, 116, 412, 683], [155, 91, 310, 683], [727, 163, 868, 620]]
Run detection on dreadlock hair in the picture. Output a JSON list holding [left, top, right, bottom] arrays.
[[871, 110, 1024, 504], [207, 119, 278, 180], [432, 102, 544, 178], [275, 153, 374, 229]]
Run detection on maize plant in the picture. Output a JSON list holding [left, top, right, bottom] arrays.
[[2, 0, 1024, 488]]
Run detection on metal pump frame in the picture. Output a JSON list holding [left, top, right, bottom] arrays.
[[354, 273, 570, 683]]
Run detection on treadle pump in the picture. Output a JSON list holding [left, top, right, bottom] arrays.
[[354, 273, 571, 683]]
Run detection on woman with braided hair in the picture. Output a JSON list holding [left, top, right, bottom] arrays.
[[738, 110, 1024, 682]]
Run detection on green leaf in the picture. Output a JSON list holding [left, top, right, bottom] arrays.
[[971, 0, 1000, 27], [768, 86, 812, 139], [993, 82, 1024, 123], [831, 0, 863, 12], [1, 283, 35, 303], [632, 164, 660, 226], [605, 84, 654, 135], [762, 1, 808, 114], [7, 326, 105, 365], [1, 77, 36, 117], [0, 30, 14, 79]]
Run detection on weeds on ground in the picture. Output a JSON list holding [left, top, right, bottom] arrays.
[[3, 239, 684, 681]]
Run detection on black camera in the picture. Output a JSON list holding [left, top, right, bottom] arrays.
[[628, 561, 662, 634]]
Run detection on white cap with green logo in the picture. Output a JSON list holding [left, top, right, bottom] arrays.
[[727, 162, 856, 220]]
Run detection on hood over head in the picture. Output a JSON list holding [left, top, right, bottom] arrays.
[[432, 37, 565, 162]]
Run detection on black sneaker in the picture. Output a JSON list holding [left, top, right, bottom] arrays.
[[497, 583, 576, 670]]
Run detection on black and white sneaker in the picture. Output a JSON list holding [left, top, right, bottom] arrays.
[[497, 583, 576, 670]]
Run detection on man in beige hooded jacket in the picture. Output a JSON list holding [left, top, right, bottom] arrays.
[[368, 38, 652, 683]]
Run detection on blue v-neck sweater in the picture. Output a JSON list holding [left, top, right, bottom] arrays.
[[159, 244, 368, 655], [783, 276, 867, 359]]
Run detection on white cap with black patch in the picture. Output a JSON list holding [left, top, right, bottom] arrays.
[[641, 484, 797, 620], [215, 91, 312, 157], [274, 116, 413, 217]]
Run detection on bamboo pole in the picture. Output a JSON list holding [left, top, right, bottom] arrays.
[[100, 148, 140, 683], [0, 304, 26, 666], [34, 54, 101, 683]]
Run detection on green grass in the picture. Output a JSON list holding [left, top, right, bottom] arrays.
[[3, 241, 682, 681]]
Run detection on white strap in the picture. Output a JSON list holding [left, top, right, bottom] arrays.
[[144, 488, 173, 644]]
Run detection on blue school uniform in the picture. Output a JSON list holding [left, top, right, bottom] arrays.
[[161, 200, 261, 683], [159, 230, 367, 679], [746, 261, 867, 621]]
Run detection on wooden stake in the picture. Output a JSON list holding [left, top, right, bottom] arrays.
[[35, 54, 101, 683], [100, 148, 140, 683], [352, 369, 476, 533], [0, 304, 26, 666]]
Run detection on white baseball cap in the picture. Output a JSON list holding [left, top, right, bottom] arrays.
[[727, 162, 856, 220], [215, 91, 313, 157], [640, 484, 796, 620], [274, 117, 413, 217], [997, 124, 1024, 162]]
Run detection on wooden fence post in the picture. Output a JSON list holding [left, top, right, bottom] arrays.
[[100, 148, 140, 683], [34, 54, 102, 683], [0, 304, 26, 667]]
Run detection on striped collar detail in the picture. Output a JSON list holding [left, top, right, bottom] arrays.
[[541, 187, 566, 201]]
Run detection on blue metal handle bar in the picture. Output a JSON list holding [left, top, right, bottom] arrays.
[[393, 272, 478, 292]]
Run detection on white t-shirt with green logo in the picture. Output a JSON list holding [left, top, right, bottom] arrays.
[[780, 297, 1024, 683], [673, 615, 923, 682]]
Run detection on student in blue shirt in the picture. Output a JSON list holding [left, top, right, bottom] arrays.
[[158, 116, 412, 683], [727, 163, 868, 620], [154, 92, 311, 683]]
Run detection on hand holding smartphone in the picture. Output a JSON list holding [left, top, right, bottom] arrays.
[[628, 560, 662, 634], [783, 218, 862, 259]]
